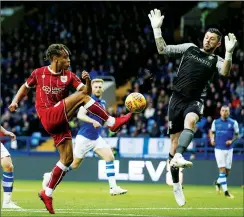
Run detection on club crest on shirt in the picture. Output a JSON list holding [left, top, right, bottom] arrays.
[[60, 76, 67, 83], [228, 123, 232, 128], [208, 56, 214, 60]]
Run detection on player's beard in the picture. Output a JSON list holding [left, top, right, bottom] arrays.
[[203, 46, 215, 53]]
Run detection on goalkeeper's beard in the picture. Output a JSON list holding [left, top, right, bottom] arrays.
[[203, 46, 215, 53]]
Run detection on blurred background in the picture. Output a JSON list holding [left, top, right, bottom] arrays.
[[1, 1, 243, 185]]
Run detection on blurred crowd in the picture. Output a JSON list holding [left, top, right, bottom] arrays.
[[1, 2, 243, 146]]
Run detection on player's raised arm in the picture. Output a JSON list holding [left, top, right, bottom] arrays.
[[148, 9, 196, 57], [216, 33, 238, 77], [77, 107, 101, 129]]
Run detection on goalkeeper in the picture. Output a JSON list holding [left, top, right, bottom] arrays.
[[148, 8, 238, 206]]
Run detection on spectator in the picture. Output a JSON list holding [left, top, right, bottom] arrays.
[[144, 102, 155, 119], [236, 79, 244, 105]]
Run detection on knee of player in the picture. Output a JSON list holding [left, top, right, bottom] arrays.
[[184, 112, 198, 128], [74, 87, 90, 102], [2, 162, 14, 172], [79, 86, 89, 96], [79, 92, 91, 104]]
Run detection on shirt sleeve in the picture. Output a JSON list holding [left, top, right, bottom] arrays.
[[233, 121, 239, 134], [25, 69, 37, 88], [77, 106, 88, 115], [211, 120, 216, 132], [216, 55, 224, 75], [71, 72, 84, 91], [163, 43, 197, 57]]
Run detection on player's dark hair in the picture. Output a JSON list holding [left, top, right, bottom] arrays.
[[44, 44, 71, 62], [206, 28, 222, 42]]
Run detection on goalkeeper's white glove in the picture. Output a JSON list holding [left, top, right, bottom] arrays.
[[224, 33, 237, 61], [148, 9, 164, 38]]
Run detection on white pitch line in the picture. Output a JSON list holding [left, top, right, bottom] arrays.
[[1, 210, 161, 216], [2, 207, 243, 212], [76, 212, 163, 217]]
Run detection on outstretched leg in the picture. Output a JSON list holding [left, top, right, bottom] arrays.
[[63, 86, 131, 132]]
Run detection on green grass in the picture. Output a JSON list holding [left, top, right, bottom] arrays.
[[1, 180, 243, 216]]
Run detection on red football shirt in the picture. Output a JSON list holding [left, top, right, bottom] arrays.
[[25, 66, 83, 114]]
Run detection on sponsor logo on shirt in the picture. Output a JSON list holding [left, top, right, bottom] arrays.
[[42, 86, 65, 94], [188, 54, 213, 67]]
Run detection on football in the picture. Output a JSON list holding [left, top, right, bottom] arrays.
[[125, 92, 147, 113]]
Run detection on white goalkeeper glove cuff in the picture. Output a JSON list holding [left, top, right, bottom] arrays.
[[225, 51, 233, 61], [153, 28, 162, 39]]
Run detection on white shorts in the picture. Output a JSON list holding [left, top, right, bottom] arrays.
[[73, 135, 110, 159], [1, 143, 10, 158], [214, 148, 233, 169]]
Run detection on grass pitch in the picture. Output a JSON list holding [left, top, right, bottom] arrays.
[[1, 180, 243, 216]]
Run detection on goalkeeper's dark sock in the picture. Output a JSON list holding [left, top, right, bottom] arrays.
[[170, 166, 180, 183], [176, 129, 194, 154]]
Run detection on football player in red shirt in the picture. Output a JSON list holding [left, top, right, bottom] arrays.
[[8, 44, 131, 214]]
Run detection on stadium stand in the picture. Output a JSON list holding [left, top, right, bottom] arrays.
[[1, 2, 243, 157]]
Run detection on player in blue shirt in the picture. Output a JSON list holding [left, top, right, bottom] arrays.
[[210, 105, 239, 199], [43, 78, 127, 196]]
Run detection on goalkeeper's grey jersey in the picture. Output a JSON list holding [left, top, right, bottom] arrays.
[[163, 43, 224, 99]]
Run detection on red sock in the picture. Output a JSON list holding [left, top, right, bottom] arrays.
[[86, 101, 109, 121], [54, 171, 67, 190], [47, 165, 67, 190]]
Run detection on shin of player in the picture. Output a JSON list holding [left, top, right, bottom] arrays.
[[1, 126, 21, 209]]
